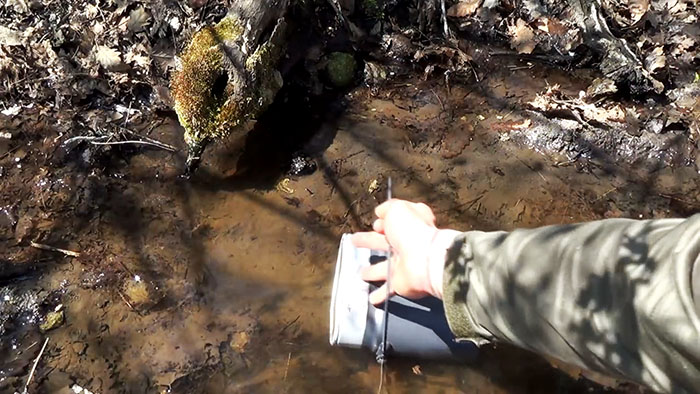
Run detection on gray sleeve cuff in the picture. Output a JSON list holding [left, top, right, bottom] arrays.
[[442, 233, 490, 345]]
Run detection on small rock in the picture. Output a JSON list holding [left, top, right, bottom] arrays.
[[647, 118, 664, 134], [326, 52, 357, 88], [40, 310, 64, 332], [288, 154, 317, 176], [14, 214, 34, 243], [364, 61, 389, 87], [122, 275, 163, 311]]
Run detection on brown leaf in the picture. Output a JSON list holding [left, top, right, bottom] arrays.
[[94, 45, 123, 69], [447, 0, 482, 17], [127, 7, 150, 33], [629, 0, 649, 24], [535, 17, 567, 35], [508, 19, 536, 54], [0, 26, 23, 46], [644, 46, 666, 74]]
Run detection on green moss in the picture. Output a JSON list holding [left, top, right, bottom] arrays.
[[326, 52, 357, 87], [214, 16, 244, 41], [40, 310, 64, 332], [361, 0, 384, 19], [171, 14, 285, 156], [171, 15, 245, 148]]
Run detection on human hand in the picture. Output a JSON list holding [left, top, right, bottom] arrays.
[[351, 199, 460, 304]]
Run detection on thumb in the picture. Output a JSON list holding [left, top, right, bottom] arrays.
[[369, 283, 393, 305]]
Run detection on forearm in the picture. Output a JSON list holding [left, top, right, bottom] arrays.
[[439, 215, 700, 393]]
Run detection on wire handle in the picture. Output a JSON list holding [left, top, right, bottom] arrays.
[[376, 177, 392, 365]]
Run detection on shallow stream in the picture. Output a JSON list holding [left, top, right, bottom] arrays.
[[1, 68, 698, 393]]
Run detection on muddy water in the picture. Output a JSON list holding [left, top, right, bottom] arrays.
[[1, 73, 698, 393]]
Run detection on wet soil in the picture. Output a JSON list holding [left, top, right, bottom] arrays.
[[1, 66, 699, 393]]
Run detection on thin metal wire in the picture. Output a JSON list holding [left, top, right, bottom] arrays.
[[376, 177, 392, 394]]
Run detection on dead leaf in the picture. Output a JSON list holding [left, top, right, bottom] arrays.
[[124, 43, 151, 69], [127, 7, 150, 33], [644, 46, 666, 74], [604, 0, 649, 27], [447, 0, 482, 17], [230, 331, 250, 353], [535, 17, 567, 35], [6, 0, 29, 13], [508, 19, 536, 54], [94, 45, 123, 69], [629, 0, 649, 24], [0, 26, 23, 46]]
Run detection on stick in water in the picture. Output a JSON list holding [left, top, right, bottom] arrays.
[[30, 242, 81, 258], [23, 337, 49, 394]]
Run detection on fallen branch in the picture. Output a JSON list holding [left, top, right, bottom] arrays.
[[23, 337, 49, 394], [30, 241, 81, 258], [90, 139, 176, 152], [63, 129, 177, 153]]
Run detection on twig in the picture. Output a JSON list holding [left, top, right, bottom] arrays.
[[30, 242, 81, 257], [439, 0, 450, 38], [23, 337, 49, 394], [120, 127, 175, 150], [594, 186, 618, 201], [279, 315, 300, 334], [334, 150, 365, 165], [63, 131, 177, 153], [659, 193, 694, 205], [90, 140, 176, 152], [283, 352, 291, 382], [0, 144, 21, 160], [117, 290, 135, 310], [430, 88, 445, 112]]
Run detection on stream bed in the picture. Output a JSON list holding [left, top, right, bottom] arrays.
[[1, 65, 699, 393]]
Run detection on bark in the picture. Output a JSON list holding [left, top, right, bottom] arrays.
[[568, 0, 664, 95]]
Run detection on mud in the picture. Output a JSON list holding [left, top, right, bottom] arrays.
[[1, 66, 699, 394]]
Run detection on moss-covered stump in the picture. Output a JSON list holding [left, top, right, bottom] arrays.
[[171, 2, 289, 173]]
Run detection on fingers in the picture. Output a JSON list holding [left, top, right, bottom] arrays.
[[361, 260, 388, 282], [375, 199, 435, 224], [374, 199, 393, 219], [352, 232, 390, 251], [369, 283, 394, 305], [372, 218, 384, 233], [414, 202, 436, 224]]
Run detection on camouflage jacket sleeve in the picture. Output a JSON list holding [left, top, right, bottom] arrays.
[[441, 215, 700, 393]]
